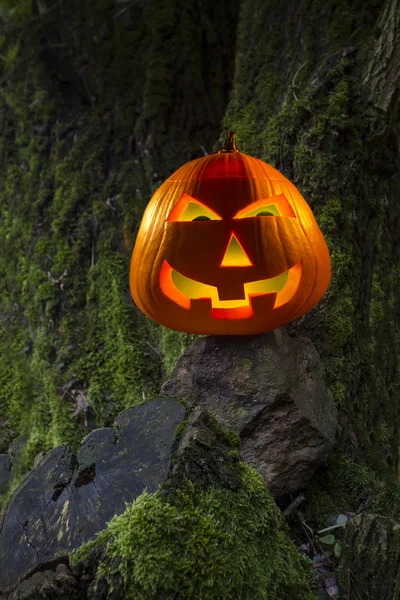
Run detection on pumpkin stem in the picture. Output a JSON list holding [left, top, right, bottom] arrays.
[[216, 131, 239, 153]]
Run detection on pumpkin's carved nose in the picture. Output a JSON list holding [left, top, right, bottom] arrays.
[[220, 233, 253, 267]]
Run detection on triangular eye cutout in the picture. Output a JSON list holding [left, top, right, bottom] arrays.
[[221, 233, 253, 267], [167, 193, 222, 221]]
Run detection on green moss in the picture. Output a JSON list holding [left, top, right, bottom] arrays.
[[177, 397, 191, 413], [160, 328, 201, 379], [303, 451, 379, 527], [71, 463, 317, 599], [338, 513, 400, 600], [173, 419, 189, 439], [374, 484, 400, 521], [204, 412, 241, 449], [0, 10, 151, 460]]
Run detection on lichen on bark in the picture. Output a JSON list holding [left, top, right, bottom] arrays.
[[339, 512, 400, 599]]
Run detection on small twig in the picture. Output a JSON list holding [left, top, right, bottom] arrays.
[[91, 237, 95, 267], [296, 509, 314, 535], [348, 569, 368, 600], [200, 145, 208, 156], [283, 494, 305, 517], [56, 387, 70, 403], [105, 197, 117, 210], [292, 61, 308, 103], [292, 60, 309, 87], [113, 6, 129, 19], [317, 522, 347, 534], [144, 340, 163, 360], [294, 509, 317, 555], [56, 385, 77, 409], [351, 578, 364, 600], [347, 568, 351, 600], [77, 69, 95, 107]]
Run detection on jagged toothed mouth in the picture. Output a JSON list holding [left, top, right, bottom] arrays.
[[159, 260, 302, 319]]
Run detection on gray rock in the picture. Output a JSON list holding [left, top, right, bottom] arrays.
[[3, 563, 83, 600], [70, 407, 244, 599], [0, 397, 186, 593], [161, 329, 337, 496]]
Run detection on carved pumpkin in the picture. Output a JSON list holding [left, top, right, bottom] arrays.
[[130, 132, 330, 335]]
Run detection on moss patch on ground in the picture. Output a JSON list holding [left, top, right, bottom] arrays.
[[71, 463, 317, 600]]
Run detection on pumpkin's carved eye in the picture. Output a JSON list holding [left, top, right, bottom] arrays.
[[234, 194, 296, 219], [167, 194, 222, 222]]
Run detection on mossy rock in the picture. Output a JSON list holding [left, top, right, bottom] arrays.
[[71, 464, 317, 600], [340, 512, 400, 600]]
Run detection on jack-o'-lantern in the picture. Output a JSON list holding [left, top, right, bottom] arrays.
[[130, 131, 330, 335]]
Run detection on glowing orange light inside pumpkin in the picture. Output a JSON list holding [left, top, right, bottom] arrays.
[[159, 259, 302, 318]]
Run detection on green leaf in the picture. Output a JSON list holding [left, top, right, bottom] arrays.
[[319, 534, 335, 548], [334, 542, 342, 558]]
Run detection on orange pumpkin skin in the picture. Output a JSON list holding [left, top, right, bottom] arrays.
[[130, 134, 331, 335]]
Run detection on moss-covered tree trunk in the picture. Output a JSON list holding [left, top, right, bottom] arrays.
[[340, 512, 400, 599], [0, 0, 399, 568], [0, 0, 240, 465]]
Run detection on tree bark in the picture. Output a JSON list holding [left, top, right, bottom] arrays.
[[363, 0, 400, 112]]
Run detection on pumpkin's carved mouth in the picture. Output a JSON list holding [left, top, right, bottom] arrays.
[[160, 260, 302, 319]]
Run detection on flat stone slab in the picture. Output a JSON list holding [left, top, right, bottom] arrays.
[[0, 397, 185, 592]]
